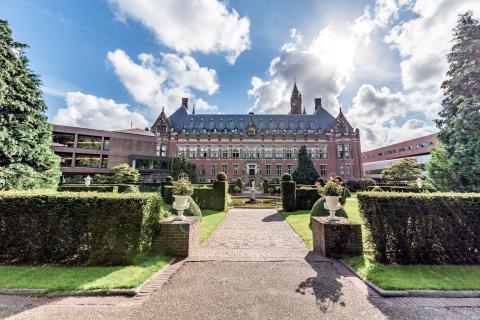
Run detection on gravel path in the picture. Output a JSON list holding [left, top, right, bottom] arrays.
[[2, 208, 480, 319]]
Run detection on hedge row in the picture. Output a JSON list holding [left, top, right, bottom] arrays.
[[281, 181, 296, 211], [295, 188, 321, 210], [58, 184, 139, 193], [368, 185, 435, 193], [0, 191, 168, 265], [358, 192, 480, 265], [192, 181, 228, 211]]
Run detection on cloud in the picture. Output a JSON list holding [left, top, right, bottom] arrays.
[[107, 49, 219, 115], [109, 0, 250, 64], [248, 26, 356, 114], [52, 91, 149, 130]]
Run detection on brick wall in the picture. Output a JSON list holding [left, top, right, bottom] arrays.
[[151, 217, 200, 257], [311, 216, 362, 257]]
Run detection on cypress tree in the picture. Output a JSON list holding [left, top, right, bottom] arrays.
[[171, 154, 198, 183], [292, 145, 319, 185], [0, 20, 60, 189], [427, 12, 480, 192]]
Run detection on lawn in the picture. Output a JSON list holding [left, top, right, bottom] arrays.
[[281, 196, 480, 291], [200, 209, 227, 243], [0, 254, 172, 292]]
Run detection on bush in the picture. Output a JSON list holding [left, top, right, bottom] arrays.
[[216, 172, 227, 181], [296, 188, 320, 210], [263, 179, 269, 193], [163, 186, 174, 204], [358, 192, 480, 264], [139, 183, 162, 192], [191, 181, 228, 211], [0, 191, 167, 265], [310, 197, 348, 218], [165, 176, 173, 182], [346, 180, 361, 192], [282, 173, 292, 182], [371, 186, 383, 192], [111, 164, 140, 184], [281, 181, 296, 211], [170, 196, 201, 217], [233, 186, 242, 193], [58, 184, 139, 193]]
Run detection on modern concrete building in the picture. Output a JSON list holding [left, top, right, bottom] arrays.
[[362, 133, 439, 179], [151, 82, 363, 183], [51, 125, 171, 181]]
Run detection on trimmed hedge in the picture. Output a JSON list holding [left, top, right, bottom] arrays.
[[170, 196, 202, 217], [0, 191, 167, 265], [139, 183, 162, 192], [368, 185, 435, 193], [358, 192, 480, 265], [281, 181, 296, 211], [295, 188, 321, 210], [58, 184, 139, 193], [191, 181, 228, 211], [163, 185, 174, 204]]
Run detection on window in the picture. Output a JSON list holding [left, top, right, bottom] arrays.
[[101, 155, 108, 168], [75, 153, 101, 168], [233, 164, 239, 175], [222, 164, 228, 173], [286, 148, 293, 159], [248, 164, 256, 175], [161, 144, 167, 157], [232, 148, 240, 158], [103, 137, 110, 151], [156, 144, 160, 156], [52, 132, 75, 148], [339, 165, 345, 176], [188, 147, 197, 158], [274, 147, 283, 158], [77, 135, 103, 150], [200, 146, 208, 158], [247, 147, 256, 158], [178, 146, 187, 156], [337, 144, 350, 159], [320, 165, 326, 176], [136, 159, 150, 170], [266, 164, 271, 175], [211, 165, 216, 175], [55, 152, 73, 167], [221, 147, 229, 158], [264, 147, 272, 158], [200, 164, 206, 175], [287, 164, 294, 175], [276, 164, 283, 175], [346, 164, 351, 176], [318, 145, 327, 159], [210, 147, 219, 158], [307, 147, 314, 158]]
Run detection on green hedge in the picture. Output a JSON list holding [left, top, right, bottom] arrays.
[[58, 184, 139, 193], [0, 191, 167, 265], [163, 186, 174, 204], [139, 183, 162, 192], [310, 197, 348, 218], [358, 192, 480, 265], [190, 181, 228, 211], [295, 188, 320, 210], [281, 181, 296, 212], [368, 185, 435, 193], [170, 196, 202, 217]]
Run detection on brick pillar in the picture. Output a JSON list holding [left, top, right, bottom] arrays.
[[152, 217, 200, 257], [311, 216, 362, 258]]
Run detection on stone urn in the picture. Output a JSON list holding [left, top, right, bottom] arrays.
[[324, 196, 341, 221], [173, 195, 190, 221]]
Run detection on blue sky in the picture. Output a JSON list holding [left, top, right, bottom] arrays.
[[2, 0, 479, 150]]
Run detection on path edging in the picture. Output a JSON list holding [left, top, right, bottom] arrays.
[[337, 259, 480, 298], [0, 257, 178, 298]]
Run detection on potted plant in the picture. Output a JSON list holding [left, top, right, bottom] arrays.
[[319, 181, 343, 221], [172, 178, 194, 221]]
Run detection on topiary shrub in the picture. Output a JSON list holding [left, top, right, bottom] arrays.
[[358, 192, 480, 264], [282, 173, 292, 182], [310, 197, 348, 218], [216, 172, 227, 181], [281, 180, 296, 211], [263, 179, 269, 193], [163, 186, 174, 204], [170, 196, 201, 218], [296, 188, 320, 210], [233, 186, 241, 193], [58, 185, 119, 193], [370, 186, 383, 192], [165, 176, 173, 182]]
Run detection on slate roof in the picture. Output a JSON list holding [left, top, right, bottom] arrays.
[[168, 105, 336, 134]]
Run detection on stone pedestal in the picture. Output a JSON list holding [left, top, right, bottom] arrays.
[[311, 216, 362, 258], [151, 216, 200, 257]]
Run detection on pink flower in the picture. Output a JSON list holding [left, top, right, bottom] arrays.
[[314, 182, 320, 187]]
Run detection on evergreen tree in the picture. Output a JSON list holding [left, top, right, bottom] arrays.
[[382, 157, 421, 184], [171, 154, 198, 183], [292, 145, 319, 184], [111, 163, 140, 184], [0, 20, 60, 189], [427, 12, 480, 192]]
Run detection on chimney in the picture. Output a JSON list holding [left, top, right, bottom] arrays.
[[314, 98, 322, 111], [181, 97, 189, 109]]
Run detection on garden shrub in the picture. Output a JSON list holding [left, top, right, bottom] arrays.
[[346, 180, 361, 192], [310, 197, 348, 218], [139, 183, 162, 192], [295, 188, 320, 210], [282, 173, 292, 181], [191, 181, 228, 211], [170, 196, 202, 217], [0, 191, 166, 265], [281, 180, 296, 211], [233, 186, 242, 193], [58, 185, 118, 193], [263, 179, 269, 193], [216, 172, 227, 181], [358, 192, 480, 264], [165, 176, 173, 182], [163, 186, 174, 204]]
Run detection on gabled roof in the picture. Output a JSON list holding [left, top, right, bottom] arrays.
[[168, 105, 337, 133]]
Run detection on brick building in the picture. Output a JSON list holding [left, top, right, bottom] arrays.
[[151, 83, 362, 184], [362, 133, 439, 179]]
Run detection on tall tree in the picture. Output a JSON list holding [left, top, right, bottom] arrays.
[[427, 12, 480, 192], [171, 154, 197, 183], [292, 145, 319, 184], [382, 158, 421, 184], [0, 20, 60, 189]]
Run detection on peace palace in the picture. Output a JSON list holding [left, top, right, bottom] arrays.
[[52, 82, 363, 183]]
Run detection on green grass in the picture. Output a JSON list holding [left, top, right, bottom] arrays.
[[0, 254, 171, 292], [282, 196, 480, 291], [200, 210, 227, 243]]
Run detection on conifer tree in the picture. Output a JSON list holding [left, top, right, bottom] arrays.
[[0, 20, 60, 189], [292, 145, 319, 184], [427, 12, 480, 192], [171, 154, 198, 183]]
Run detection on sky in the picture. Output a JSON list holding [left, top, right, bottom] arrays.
[[2, 0, 480, 150]]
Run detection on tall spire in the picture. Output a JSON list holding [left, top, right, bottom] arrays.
[[303, 107, 306, 115], [290, 80, 302, 114], [192, 104, 196, 115]]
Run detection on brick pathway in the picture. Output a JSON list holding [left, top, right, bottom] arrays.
[[189, 208, 326, 262]]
